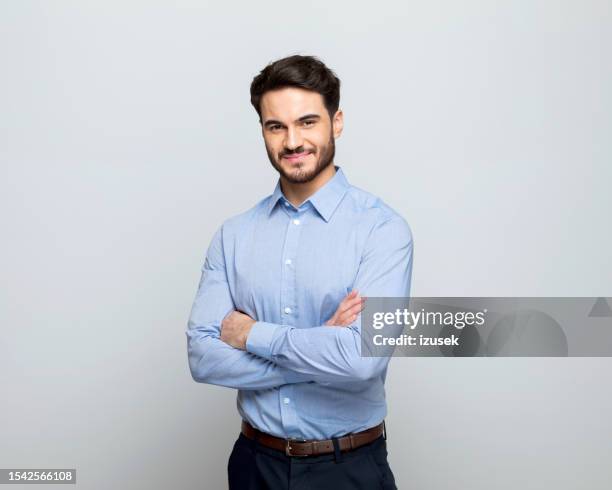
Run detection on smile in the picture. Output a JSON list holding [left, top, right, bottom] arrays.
[[283, 152, 311, 161]]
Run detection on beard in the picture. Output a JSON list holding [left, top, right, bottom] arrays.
[[266, 130, 336, 184]]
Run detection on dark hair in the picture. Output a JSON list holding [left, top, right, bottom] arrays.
[[250, 54, 341, 124]]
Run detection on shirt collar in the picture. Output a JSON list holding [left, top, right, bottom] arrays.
[[266, 165, 350, 222]]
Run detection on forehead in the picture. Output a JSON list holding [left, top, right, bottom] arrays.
[[260, 87, 326, 121]]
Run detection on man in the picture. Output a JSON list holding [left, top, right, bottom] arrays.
[[186, 54, 413, 489]]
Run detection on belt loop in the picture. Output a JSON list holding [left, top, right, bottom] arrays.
[[382, 420, 387, 441], [331, 437, 343, 463]]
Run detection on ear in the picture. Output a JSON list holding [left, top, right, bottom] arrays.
[[332, 109, 344, 139]]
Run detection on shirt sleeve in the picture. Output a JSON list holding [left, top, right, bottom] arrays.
[[185, 225, 313, 390], [245, 214, 414, 383]]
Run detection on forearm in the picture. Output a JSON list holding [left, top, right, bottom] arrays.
[[245, 321, 396, 383], [187, 325, 312, 390]]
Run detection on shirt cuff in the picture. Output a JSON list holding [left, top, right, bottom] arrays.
[[246, 321, 283, 360]]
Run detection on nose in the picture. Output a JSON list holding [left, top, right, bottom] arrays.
[[284, 126, 304, 152]]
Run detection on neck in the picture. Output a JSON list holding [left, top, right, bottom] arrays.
[[281, 164, 337, 207]]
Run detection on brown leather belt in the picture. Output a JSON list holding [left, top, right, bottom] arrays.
[[241, 419, 385, 457]]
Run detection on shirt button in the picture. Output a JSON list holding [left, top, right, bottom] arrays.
[[284, 201, 290, 207], [284, 307, 292, 314], [293, 219, 300, 225], [283, 397, 290, 404], [285, 259, 292, 265]]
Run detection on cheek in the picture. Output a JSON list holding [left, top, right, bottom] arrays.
[[264, 139, 279, 155], [311, 129, 331, 149]]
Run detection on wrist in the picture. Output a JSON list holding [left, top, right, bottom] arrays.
[[241, 318, 256, 349]]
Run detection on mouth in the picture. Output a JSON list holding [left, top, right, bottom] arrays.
[[282, 151, 312, 162]]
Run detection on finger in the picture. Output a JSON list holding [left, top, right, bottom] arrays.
[[342, 290, 358, 304], [345, 300, 366, 320], [347, 302, 364, 317], [337, 311, 357, 326], [331, 291, 363, 325], [324, 315, 339, 327], [340, 306, 359, 321], [337, 291, 357, 309], [338, 294, 362, 315], [344, 312, 361, 324]]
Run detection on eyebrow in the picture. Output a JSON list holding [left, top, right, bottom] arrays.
[[263, 114, 321, 128]]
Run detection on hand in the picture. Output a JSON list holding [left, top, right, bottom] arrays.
[[324, 290, 365, 327], [220, 310, 256, 350]]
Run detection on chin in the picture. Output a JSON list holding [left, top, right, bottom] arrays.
[[291, 165, 317, 177], [280, 159, 311, 172], [277, 165, 311, 183]]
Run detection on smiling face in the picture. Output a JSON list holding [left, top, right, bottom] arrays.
[[260, 87, 343, 184]]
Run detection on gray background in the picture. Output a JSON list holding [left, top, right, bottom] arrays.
[[1, 1, 610, 489]]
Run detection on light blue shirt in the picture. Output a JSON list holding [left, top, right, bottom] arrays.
[[186, 165, 414, 439]]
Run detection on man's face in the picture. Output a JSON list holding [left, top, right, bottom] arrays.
[[260, 87, 343, 184]]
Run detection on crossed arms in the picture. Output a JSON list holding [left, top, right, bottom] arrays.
[[185, 215, 413, 390]]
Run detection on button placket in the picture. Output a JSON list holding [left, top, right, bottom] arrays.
[[278, 210, 303, 437], [281, 212, 302, 321]]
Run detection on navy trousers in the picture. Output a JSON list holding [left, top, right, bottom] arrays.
[[227, 431, 398, 489]]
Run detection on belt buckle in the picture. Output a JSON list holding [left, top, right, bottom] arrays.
[[285, 437, 309, 457]]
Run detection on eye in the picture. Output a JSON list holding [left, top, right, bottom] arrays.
[[303, 120, 316, 127], [269, 124, 282, 131]]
